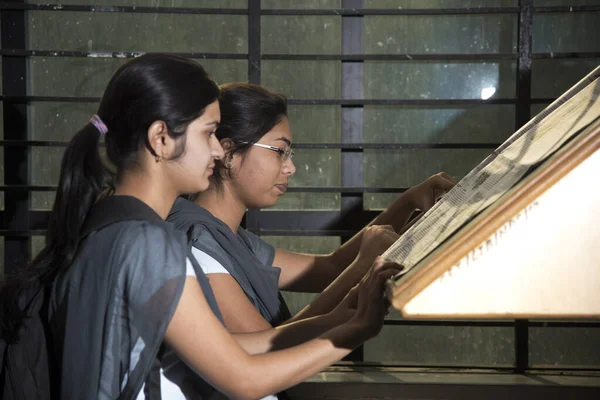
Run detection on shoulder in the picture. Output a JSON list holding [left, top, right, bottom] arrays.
[[86, 220, 189, 275]]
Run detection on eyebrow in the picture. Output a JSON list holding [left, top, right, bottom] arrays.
[[204, 120, 220, 127], [275, 137, 292, 146]]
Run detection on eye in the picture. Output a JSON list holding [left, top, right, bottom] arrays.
[[207, 131, 216, 137]]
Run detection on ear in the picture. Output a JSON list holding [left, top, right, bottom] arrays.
[[147, 120, 178, 160], [220, 138, 235, 153]]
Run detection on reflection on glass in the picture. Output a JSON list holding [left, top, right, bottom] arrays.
[[364, 61, 516, 99]]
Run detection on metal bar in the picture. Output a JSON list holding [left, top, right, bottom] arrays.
[[261, 8, 520, 16], [4, 49, 600, 61], [1, 3, 31, 273], [0, 3, 248, 14], [385, 320, 600, 328], [0, 185, 408, 194], [0, 96, 525, 105], [255, 229, 358, 236], [261, 53, 519, 61], [0, 140, 502, 149], [3, 3, 599, 15], [341, 0, 365, 362], [514, 0, 533, 374], [293, 143, 501, 149], [0, 49, 247, 59], [384, 320, 515, 327], [252, 209, 378, 232], [288, 99, 517, 105], [244, 0, 262, 234], [535, 5, 600, 13]]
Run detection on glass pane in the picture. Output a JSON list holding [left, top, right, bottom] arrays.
[[364, 148, 490, 188], [28, 58, 245, 97], [262, 235, 341, 315], [199, 60, 248, 85], [288, 105, 341, 143], [30, 57, 126, 97], [531, 103, 551, 119], [29, 12, 247, 53], [29, 102, 98, 141], [262, 16, 341, 54], [364, 193, 404, 211], [369, 0, 517, 7], [262, 0, 341, 8], [30, 147, 64, 210], [262, 61, 341, 99], [31, 192, 56, 211], [533, 13, 600, 53], [364, 61, 516, 99], [31, 236, 46, 262], [364, 105, 515, 144], [268, 193, 340, 211], [364, 325, 514, 367], [26, 0, 247, 6], [530, 326, 600, 368], [267, 148, 340, 211], [365, 15, 517, 54], [531, 59, 600, 99], [535, 0, 600, 4], [291, 149, 340, 186]]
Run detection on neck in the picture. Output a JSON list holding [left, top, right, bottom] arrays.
[[195, 183, 246, 233], [113, 168, 178, 220]]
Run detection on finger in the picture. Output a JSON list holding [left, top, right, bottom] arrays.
[[436, 173, 457, 188], [372, 257, 404, 274], [373, 224, 395, 233], [379, 229, 400, 242]]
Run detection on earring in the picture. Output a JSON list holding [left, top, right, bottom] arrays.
[[225, 154, 233, 169], [155, 155, 162, 163]]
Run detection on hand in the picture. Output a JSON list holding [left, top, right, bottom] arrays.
[[403, 172, 456, 212], [356, 225, 400, 265], [335, 283, 359, 312], [351, 257, 403, 340]]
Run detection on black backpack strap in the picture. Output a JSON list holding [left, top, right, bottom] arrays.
[[83, 196, 166, 400], [80, 196, 163, 240]]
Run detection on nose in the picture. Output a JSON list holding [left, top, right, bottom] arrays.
[[210, 134, 225, 160], [282, 156, 296, 176]]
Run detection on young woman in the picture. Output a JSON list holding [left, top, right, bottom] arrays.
[[0, 55, 401, 400], [168, 83, 455, 334]]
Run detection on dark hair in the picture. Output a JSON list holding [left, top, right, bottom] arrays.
[[0, 53, 220, 342], [211, 82, 288, 188]]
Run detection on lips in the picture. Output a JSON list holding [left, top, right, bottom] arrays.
[[275, 184, 288, 193]]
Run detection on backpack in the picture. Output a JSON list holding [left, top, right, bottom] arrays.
[[0, 284, 54, 400], [0, 196, 177, 400]]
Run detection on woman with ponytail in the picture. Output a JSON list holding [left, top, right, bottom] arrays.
[[0, 54, 401, 400]]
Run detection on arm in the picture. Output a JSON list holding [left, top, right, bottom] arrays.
[[275, 173, 456, 293], [285, 226, 399, 322], [165, 258, 399, 400], [207, 273, 273, 333], [207, 272, 352, 343]]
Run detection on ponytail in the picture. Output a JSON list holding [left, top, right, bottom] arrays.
[[0, 121, 107, 341]]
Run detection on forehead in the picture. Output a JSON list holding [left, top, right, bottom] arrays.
[[260, 117, 292, 143], [189, 101, 221, 128]]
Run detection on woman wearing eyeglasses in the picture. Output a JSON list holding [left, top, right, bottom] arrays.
[[167, 82, 455, 338]]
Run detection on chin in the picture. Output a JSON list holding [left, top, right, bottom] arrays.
[[193, 180, 210, 193]]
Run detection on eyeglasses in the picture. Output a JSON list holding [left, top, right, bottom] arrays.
[[244, 142, 295, 162]]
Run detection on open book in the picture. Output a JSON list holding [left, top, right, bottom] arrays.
[[384, 66, 600, 319]]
